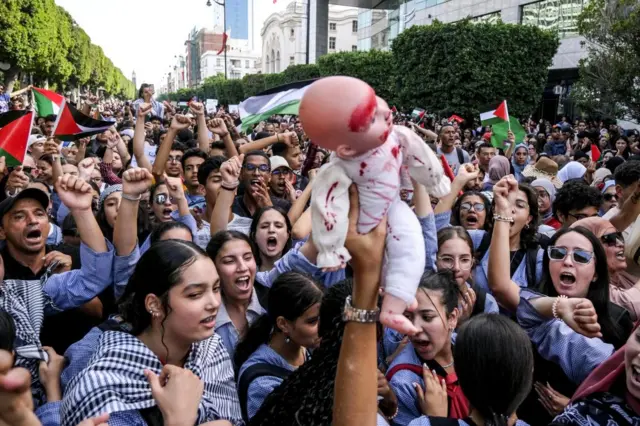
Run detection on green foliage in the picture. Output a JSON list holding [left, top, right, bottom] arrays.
[[0, 0, 134, 98], [280, 64, 320, 84], [242, 74, 267, 98], [574, 0, 640, 119], [318, 51, 395, 104], [392, 20, 558, 119]]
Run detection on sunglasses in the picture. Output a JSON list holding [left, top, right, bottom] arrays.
[[244, 163, 270, 173], [154, 193, 175, 205], [547, 246, 594, 264], [22, 166, 33, 174], [603, 193, 618, 202], [271, 168, 291, 176], [601, 232, 624, 247], [460, 202, 485, 213]]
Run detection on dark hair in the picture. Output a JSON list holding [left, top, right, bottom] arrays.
[[476, 142, 494, 153], [38, 154, 55, 166], [451, 191, 493, 232], [180, 148, 207, 170], [612, 136, 631, 159], [538, 226, 625, 348], [249, 206, 293, 269], [514, 183, 540, 249], [248, 279, 353, 425], [437, 226, 474, 257], [207, 230, 257, 263], [44, 114, 57, 123], [271, 142, 288, 157], [234, 272, 323, 371], [255, 131, 272, 140], [573, 150, 589, 162], [0, 309, 16, 351], [149, 181, 167, 201], [455, 314, 534, 426], [210, 141, 226, 153], [150, 221, 193, 244], [243, 150, 270, 166], [197, 155, 226, 186], [613, 160, 640, 188], [170, 141, 187, 153], [119, 240, 206, 335], [177, 129, 193, 144], [553, 179, 602, 219], [138, 83, 151, 98], [417, 271, 459, 316]]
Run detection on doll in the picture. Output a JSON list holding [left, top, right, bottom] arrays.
[[299, 76, 451, 334]]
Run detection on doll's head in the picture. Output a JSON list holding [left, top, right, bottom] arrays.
[[299, 76, 392, 159]]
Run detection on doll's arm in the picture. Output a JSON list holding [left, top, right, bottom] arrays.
[[395, 125, 451, 198], [311, 162, 353, 268]]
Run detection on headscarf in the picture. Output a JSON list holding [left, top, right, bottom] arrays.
[[531, 178, 556, 221], [511, 144, 529, 182], [591, 167, 612, 187], [99, 184, 122, 208], [488, 155, 510, 183], [557, 161, 586, 183], [120, 128, 134, 139]]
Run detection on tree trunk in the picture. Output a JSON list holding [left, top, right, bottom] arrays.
[[4, 66, 21, 92]]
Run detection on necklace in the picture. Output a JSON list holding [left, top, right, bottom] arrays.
[[442, 360, 454, 369]]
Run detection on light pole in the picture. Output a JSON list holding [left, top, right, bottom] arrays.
[[207, 0, 228, 79]]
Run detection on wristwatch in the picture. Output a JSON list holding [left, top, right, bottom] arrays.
[[342, 296, 380, 323]]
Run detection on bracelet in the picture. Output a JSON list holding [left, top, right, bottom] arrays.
[[221, 180, 240, 190], [494, 214, 515, 223], [552, 295, 568, 321], [384, 404, 399, 421], [276, 133, 281, 142], [342, 296, 380, 323], [122, 193, 142, 202]]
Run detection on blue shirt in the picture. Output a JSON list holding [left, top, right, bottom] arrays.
[[516, 289, 614, 384], [216, 289, 266, 360], [238, 344, 299, 420], [388, 343, 428, 426], [408, 418, 530, 426], [0, 92, 10, 113]]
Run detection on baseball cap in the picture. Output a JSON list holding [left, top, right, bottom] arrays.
[[269, 156, 291, 171], [0, 188, 49, 224], [28, 135, 47, 147]]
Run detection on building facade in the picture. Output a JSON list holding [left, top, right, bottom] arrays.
[[210, 0, 256, 51], [201, 49, 260, 80], [354, 0, 587, 71], [261, 1, 359, 74]]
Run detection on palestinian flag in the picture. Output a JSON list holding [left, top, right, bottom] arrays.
[[479, 100, 526, 149], [32, 87, 64, 117], [52, 100, 113, 141], [0, 110, 34, 166], [239, 79, 316, 132]]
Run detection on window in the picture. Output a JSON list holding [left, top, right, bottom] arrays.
[[329, 37, 336, 50], [352, 45, 358, 52], [290, 56, 295, 65], [521, 0, 585, 38], [329, 22, 336, 31], [352, 20, 358, 32], [290, 28, 295, 37], [471, 11, 502, 24], [245, 60, 250, 68], [216, 58, 222, 67]]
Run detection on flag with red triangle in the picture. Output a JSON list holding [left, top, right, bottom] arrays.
[[493, 100, 509, 121], [591, 144, 601, 162], [32, 87, 64, 117], [52, 100, 113, 141], [0, 110, 34, 166]]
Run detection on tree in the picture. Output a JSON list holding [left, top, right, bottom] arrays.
[[391, 20, 559, 120], [318, 51, 396, 104], [573, 0, 640, 120]]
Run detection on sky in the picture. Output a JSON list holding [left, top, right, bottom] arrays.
[[54, 0, 289, 90]]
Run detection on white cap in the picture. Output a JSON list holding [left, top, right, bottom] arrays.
[[269, 156, 291, 171], [28, 135, 46, 147]]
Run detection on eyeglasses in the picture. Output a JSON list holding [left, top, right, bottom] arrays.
[[460, 202, 485, 213], [437, 256, 473, 270], [567, 212, 599, 221], [547, 246, 594, 264], [168, 156, 182, 164], [244, 163, 270, 173], [154, 193, 175, 205], [272, 168, 291, 176], [22, 166, 33, 174], [601, 232, 624, 247], [603, 193, 618, 202]]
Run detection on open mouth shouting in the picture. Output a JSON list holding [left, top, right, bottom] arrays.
[[266, 236, 279, 252], [463, 214, 479, 228], [24, 228, 43, 246], [235, 275, 252, 294], [558, 271, 576, 290]]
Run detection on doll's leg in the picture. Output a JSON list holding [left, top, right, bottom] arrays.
[[379, 199, 425, 335]]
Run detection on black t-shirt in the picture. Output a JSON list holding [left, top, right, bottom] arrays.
[[232, 195, 291, 218]]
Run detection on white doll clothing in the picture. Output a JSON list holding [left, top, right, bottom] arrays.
[[311, 126, 450, 303]]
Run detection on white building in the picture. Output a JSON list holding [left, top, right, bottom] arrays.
[[261, 1, 359, 74], [201, 48, 260, 80]]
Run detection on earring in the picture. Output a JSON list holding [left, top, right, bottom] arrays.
[[284, 336, 291, 344]]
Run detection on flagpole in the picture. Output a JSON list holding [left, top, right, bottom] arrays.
[[505, 100, 511, 131]]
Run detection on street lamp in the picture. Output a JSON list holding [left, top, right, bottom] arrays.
[[207, 0, 227, 79]]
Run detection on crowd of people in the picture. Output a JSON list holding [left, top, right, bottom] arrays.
[[0, 80, 640, 426]]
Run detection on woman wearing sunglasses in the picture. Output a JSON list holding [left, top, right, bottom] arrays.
[[488, 175, 633, 425], [572, 217, 640, 320], [600, 179, 619, 216], [451, 192, 492, 231]]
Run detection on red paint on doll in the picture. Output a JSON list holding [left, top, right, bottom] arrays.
[[347, 86, 376, 133]]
